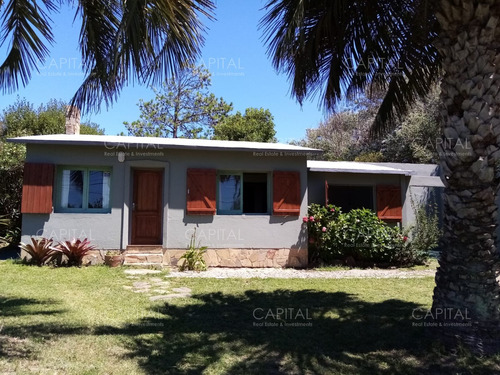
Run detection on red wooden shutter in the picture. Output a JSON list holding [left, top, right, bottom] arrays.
[[376, 185, 402, 220], [186, 168, 216, 215], [273, 171, 301, 216], [21, 163, 55, 214]]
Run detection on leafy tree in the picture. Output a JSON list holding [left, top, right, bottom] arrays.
[[381, 88, 441, 163], [293, 110, 372, 161], [125, 65, 232, 138], [0, 0, 214, 113], [296, 88, 441, 163], [0, 98, 105, 245], [262, 0, 500, 352], [212, 107, 277, 142]]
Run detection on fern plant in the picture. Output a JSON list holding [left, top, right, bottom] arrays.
[[179, 229, 207, 271], [55, 238, 96, 267], [19, 237, 57, 266]]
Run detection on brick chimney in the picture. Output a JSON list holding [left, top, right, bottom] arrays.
[[65, 106, 80, 135]]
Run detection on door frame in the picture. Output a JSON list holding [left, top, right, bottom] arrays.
[[121, 161, 169, 249]]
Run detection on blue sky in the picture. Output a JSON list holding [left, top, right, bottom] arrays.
[[1, 0, 328, 142]]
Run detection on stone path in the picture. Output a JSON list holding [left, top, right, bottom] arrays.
[[123, 269, 192, 301], [165, 267, 436, 279]]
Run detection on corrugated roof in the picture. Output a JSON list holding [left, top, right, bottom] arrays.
[[307, 160, 413, 176], [8, 134, 322, 154]]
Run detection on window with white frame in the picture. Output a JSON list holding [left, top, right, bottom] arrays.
[[217, 172, 268, 214], [56, 167, 111, 213]]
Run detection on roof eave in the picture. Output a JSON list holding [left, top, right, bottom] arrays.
[[308, 167, 414, 176]]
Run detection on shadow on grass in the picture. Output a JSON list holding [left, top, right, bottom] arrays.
[[1, 291, 497, 374], [100, 290, 439, 374]]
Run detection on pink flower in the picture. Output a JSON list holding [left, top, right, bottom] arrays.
[[303, 216, 309, 223], [403, 236, 408, 242], [330, 208, 335, 212], [309, 216, 315, 222], [322, 227, 327, 232]]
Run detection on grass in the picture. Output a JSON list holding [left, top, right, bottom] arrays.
[[315, 257, 439, 271], [0, 260, 498, 374]]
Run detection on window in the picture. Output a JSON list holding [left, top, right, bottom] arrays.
[[56, 167, 111, 213], [217, 172, 269, 214], [187, 169, 301, 216], [328, 185, 374, 211]]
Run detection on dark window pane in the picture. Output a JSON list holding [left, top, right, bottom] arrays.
[[243, 173, 268, 213], [88, 171, 111, 209], [328, 185, 374, 211], [61, 170, 83, 209]]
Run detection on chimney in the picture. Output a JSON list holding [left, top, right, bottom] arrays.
[[65, 106, 81, 135]]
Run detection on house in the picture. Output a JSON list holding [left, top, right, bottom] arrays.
[[10, 112, 444, 268], [10, 112, 321, 268], [307, 160, 444, 227]]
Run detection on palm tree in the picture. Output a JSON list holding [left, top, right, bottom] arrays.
[[261, 0, 500, 353], [0, 0, 214, 112]]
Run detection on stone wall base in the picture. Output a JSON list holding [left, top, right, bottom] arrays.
[[82, 248, 309, 268], [165, 248, 308, 268]]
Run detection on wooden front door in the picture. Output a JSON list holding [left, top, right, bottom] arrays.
[[131, 169, 163, 245]]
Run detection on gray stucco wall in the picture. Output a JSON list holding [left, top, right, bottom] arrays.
[[22, 144, 308, 251]]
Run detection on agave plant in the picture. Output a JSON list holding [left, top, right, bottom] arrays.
[[19, 237, 57, 266], [55, 238, 96, 267]]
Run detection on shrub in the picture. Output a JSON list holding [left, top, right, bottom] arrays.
[[19, 237, 57, 266], [179, 230, 207, 271], [394, 197, 441, 265], [55, 238, 96, 267], [306, 204, 406, 266], [0, 215, 9, 247]]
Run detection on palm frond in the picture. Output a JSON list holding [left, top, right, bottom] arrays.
[[0, 0, 56, 92], [261, 0, 441, 137], [71, 0, 214, 113]]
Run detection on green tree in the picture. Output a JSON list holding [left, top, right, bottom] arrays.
[[262, 0, 500, 352], [0, 0, 213, 112], [381, 87, 441, 163], [0, 98, 105, 245], [296, 88, 441, 163], [212, 107, 276, 142], [125, 65, 232, 138], [294, 109, 373, 161]]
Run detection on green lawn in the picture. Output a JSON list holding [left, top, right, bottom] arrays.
[[0, 261, 498, 374]]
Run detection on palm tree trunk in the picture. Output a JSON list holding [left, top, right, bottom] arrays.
[[432, 0, 500, 354]]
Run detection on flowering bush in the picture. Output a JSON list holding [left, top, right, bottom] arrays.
[[306, 204, 408, 266]]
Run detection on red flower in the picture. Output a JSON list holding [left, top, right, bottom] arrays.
[[309, 216, 315, 222], [303, 216, 309, 223], [403, 236, 408, 242]]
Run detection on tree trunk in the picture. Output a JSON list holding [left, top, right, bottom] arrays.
[[432, 0, 500, 354]]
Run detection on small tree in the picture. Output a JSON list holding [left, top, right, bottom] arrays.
[[124, 65, 233, 138], [212, 107, 277, 142]]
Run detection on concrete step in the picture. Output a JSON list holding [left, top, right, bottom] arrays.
[[124, 253, 163, 263], [123, 262, 164, 269], [126, 246, 163, 255]]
